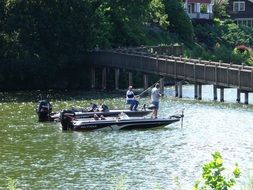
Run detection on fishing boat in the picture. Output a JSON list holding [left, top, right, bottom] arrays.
[[36, 100, 152, 122], [60, 110, 184, 131]]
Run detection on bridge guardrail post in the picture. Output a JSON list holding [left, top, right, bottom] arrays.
[[213, 85, 217, 101], [174, 59, 177, 78], [251, 69, 253, 91], [204, 62, 206, 82], [236, 88, 241, 103], [227, 66, 230, 87], [245, 91, 249, 104], [194, 61, 196, 82], [183, 59, 186, 80], [215, 64, 217, 85], [238, 67, 241, 89]]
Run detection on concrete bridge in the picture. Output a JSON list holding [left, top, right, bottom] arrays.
[[86, 46, 253, 104]]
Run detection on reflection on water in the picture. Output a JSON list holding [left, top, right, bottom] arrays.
[[1, 86, 253, 190]]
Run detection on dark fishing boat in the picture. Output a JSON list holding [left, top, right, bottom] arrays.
[[60, 110, 184, 131], [36, 100, 152, 122]]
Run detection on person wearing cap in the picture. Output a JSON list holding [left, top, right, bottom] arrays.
[[151, 83, 162, 119], [126, 86, 139, 111]]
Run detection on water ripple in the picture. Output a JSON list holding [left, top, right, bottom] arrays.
[[1, 88, 253, 189]]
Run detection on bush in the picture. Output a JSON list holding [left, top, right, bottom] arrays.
[[194, 151, 240, 190]]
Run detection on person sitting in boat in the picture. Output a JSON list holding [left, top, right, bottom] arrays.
[[87, 103, 98, 112], [126, 86, 139, 111], [98, 104, 109, 112]]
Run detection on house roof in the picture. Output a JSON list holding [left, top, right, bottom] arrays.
[[248, 0, 253, 3], [187, 0, 212, 3]]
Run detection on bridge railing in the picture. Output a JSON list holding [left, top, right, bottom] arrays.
[[86, 50, 253, 91]]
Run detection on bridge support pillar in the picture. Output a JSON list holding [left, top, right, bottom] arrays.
[[91, 67, 96, 89], [178, 81, 183, 98], [102, 67, 107, 90], [244, 92, 249, 104], [175, 83, 178, 97], [160, 78, 164, 95], [236, 89, 241, 103], [143, 74, 149, 90], [220, 87, 224, 102], [194, 84, 198, 99], [115, 69, 120, 90], [128, 72, 133, 87], [213, 85, 217, 101], [197, 84, 202, 100]]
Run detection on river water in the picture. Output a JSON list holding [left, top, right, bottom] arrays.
[[1, 85, 253, 190]]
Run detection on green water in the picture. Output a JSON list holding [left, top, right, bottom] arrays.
[[1, 88, 253, 190]]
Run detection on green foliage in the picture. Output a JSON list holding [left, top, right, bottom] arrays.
[[0, 0, 104, 90], [194, 151, 240, 190], [193, 23, 220, 48], [149, 0, 169, 29], [7, 177, 20, 190], [232, 46, 251, 65], [188, 19, 253, 65], [184, 43, 211, 60], [0, 0, 191, 90], [220, 23, 253, 47], [213, 0, 229, 19], [1, 0, 252, 90], [213, 44, 233, 62], [164, 0, 194, 43]]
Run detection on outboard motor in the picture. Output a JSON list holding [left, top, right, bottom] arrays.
[[36, 100, 53, 122], [60, 110, 75, 131]]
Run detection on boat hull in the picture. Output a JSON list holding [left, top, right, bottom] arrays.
[[61, 117, 181, 131]]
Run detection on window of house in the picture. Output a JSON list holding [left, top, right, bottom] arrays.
[[233, 1, 245, 11]]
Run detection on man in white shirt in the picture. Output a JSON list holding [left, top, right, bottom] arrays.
[[151, 83, 162, 119], [126, 86, 139, 111]]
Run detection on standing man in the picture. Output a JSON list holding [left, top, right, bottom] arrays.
[[151, 83, 162, 119], [126, 86, 139, 111]]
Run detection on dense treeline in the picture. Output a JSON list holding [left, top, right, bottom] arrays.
[[0, 0, 191, 90], [0, 0, 104, 90], [0, 0, 252, 91]]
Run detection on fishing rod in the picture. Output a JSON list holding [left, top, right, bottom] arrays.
[[136, 77, 164, 98]]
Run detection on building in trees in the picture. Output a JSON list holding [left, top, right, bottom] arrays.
[[228, 0, 253, 27], [183, 0, 214, 20]]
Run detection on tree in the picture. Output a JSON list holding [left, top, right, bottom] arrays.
[[164, 0, 194, 43], [213, 0, 229, 19], [148, 0, 169, 29]]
